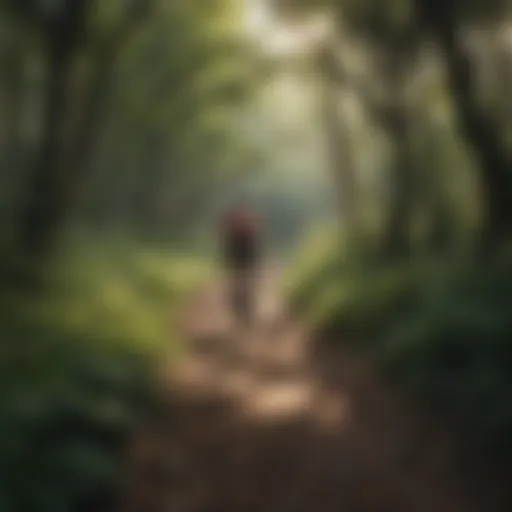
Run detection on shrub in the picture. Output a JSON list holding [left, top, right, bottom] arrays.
[[0, 238, 209, 511], [289, 235, 512, 460]]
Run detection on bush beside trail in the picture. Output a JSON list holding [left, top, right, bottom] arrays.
[[287, 231, 512, 462], [0, 237, 211, 511]]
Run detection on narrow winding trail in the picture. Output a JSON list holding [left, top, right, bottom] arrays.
[[122, 269, 509, 512]]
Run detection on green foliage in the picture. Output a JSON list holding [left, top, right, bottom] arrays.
[[285, 221, 344, 310], [0, 237, 210, 511], [289, 240, 428, 338], [379, 256, 512, 456], [0, 0, 258, 250], [289, 235, 512, 459], [84, 0, 258, 236], [308, 262, 424, 339]]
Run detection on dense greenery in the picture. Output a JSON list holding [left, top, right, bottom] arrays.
[[0, 2, 228, 509], [0, 0, 255, 261], [2, 0, 512, 507], [0, 237, 211, 510], [289, 237, 512, 458], [281, 0, 512, 463]]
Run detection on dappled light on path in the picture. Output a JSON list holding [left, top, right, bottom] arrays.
[[122, 270, 510, 512]]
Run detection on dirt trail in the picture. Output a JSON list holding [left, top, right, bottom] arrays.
[[121, 269, 510, 512]]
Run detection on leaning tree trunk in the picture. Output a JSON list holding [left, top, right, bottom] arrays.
[[20, 43, 72, 261], [0, 28, 25, 239], [2, 31, 24, 170], [441, 37, 512, 243], [318, 45, 358, 246], [377, 49, 418, 259], [20, 0, 89, 264], [64, 2, 149, 202], [419, 0, 512, 244], [318, 36, 419, 259], [20, 0, 147, 265], [382, 112, 415, 257]]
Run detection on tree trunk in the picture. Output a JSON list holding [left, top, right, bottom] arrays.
[[64, 4, 148, 198], [19, 0, 89, 263], [0, 29, 25, 239], [319, 39, 417, 258], [383, 110, 415, 257], [20, 45, 71, 260], [65, 58, 112, 187], [318, 46, 358, 244], [2, 32, 24, 169], [421, 124, 453, 252], [421, 1, 512, 243], [378, 51, 418, 259]]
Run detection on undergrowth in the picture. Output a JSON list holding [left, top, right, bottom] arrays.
[[0, 236, 211, 511], [288, 232, 512, 461]]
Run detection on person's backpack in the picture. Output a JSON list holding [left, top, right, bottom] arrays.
[[222, 210, 260, 239]]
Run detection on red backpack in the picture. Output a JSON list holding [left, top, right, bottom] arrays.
[[222, 210, 260, 239]]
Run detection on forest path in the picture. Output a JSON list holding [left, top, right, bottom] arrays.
[[121, 267, 509, 512]]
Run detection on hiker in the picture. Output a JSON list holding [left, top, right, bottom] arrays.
[[220, 204, 262, 324]]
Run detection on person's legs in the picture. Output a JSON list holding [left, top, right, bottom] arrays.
[[231, 267, 252, 325], [223, 236, 259, 327]]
